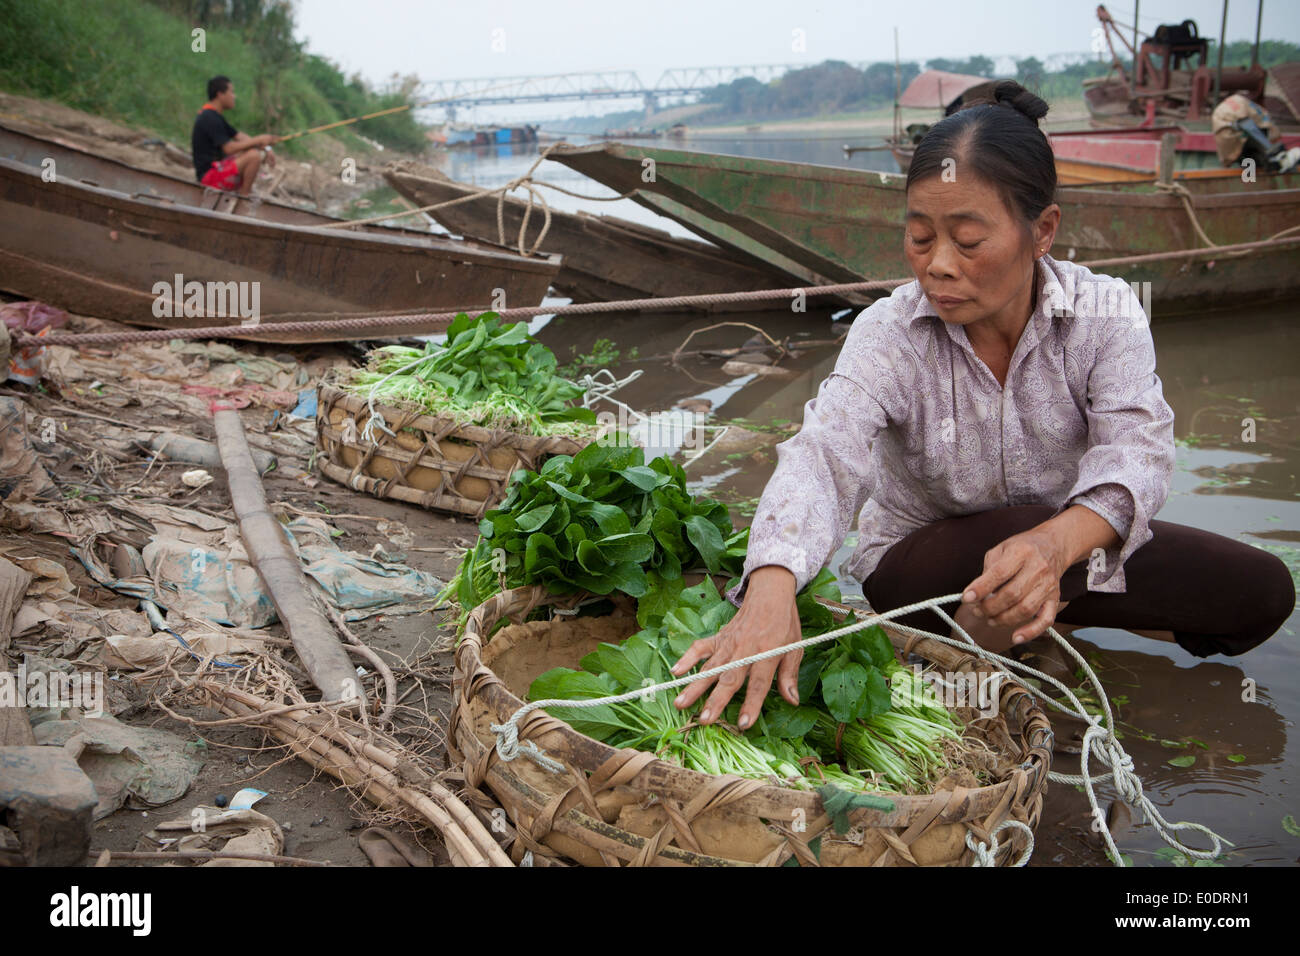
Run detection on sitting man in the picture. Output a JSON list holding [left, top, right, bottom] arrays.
[[192, 75, 280, 196], [1211, 92, 1299, 173]]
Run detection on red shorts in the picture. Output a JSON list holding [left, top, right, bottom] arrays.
[[200, 156, 241, 191]]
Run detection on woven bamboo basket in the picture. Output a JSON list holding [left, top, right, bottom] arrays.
[[449, 583, 1054, 867], [315, 383, 601, 519]]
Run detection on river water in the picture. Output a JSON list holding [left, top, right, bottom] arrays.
[[431, 134, 1300, 867]]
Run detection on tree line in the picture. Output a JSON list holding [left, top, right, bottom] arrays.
[[698, 41, 1300, 120]]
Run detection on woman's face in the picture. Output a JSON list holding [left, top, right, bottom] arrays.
[[904, 172, 1059, 328]]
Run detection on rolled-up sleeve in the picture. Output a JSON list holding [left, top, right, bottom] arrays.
[[1058, 293, 1175, 592], [726, 368, 886, 608]]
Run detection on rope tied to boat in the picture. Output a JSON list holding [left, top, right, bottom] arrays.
[[489, 591, 1232, 866], [330, 140, 642, 259], [1155, 181, 1221, 248]]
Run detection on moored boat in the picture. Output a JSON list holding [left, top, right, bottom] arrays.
[[0, 123, 561, 342], [550, 140, 1300, 311], [382, 159, 849, 310]]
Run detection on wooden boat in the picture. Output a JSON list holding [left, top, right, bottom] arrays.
[[549, 141, 1300, 311], [894, 125, 1244, 183], [382, 159, 854, 309], [0, 123, 561, 343], [881, 65, 1294, 179]]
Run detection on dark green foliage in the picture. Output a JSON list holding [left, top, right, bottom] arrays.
[[443, 444, 749, 614]]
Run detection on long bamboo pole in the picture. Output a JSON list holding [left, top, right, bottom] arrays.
[[212, 406, 363, 709]]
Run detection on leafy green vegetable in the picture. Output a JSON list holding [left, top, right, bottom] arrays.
[[339, 312, 600, 439], [526, 567, 967, 796], [439, 445, 750, 622]]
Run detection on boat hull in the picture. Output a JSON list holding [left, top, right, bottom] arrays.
[[551, 142, 1300, 312], [0, 126, 561, 342], [383, 160, 817, 310]]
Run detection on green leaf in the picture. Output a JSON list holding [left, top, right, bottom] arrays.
[[523, 533, 566, 578], [597, 561, 648, 598], [665, 623, 697, 660], [820, 662, 872, 724], [678, 577, 722, 610], [857, 667, 893, 720], [656, 545, 682, 581], [514, 503, 556, 533], [637, 572, 685, 628], [763, 699, 820, 739], [1167, 755, 1196, 768], [650, 508, 687, 557], [663, 606, 706, 649], [575, 538, 604, 574], [546, 481, 591, 504], [619, 465, 667, 491], [584, 502, 631, 536], [1282, 814, 1300, 837], [595, 532, 654, 565], [572, 441, 642, 477], [579, 645, 644, 691], [1227, 753, 1246, 763], [816, 784, 895, 835], [797, 653, 826, 702], [698, 595, 738, 635], [684, 515, 725, 573], [848, 625, 895, 669]]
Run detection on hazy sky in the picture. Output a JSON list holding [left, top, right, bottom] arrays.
[[295, 0, 1299, 120]]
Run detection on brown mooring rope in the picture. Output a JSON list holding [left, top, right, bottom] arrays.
[[13, 234, 1298, 349]]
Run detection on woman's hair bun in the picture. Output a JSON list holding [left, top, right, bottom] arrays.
[[991, 80, 1049, 123]]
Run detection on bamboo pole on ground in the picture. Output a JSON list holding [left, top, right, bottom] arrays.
[[212, 406, 364, 709]]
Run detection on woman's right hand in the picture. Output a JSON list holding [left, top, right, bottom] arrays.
[[669, 566, 803, 731]]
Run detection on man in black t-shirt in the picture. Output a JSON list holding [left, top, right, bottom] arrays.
[[191, 75, 280, 197]]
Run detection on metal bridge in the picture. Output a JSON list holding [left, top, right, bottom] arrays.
[[421, 64, 874, 110], [422, 54, 1097, 114]]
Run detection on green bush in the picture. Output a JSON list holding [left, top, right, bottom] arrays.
[[0, 0, 427, 157]]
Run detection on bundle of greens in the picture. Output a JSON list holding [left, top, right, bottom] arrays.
[[528, 571, 967, 795], [439, 442, 749, 620], [338, 312, 599, 439]]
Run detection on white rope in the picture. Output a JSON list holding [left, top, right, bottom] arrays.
[[568, 367, 644, 408], [490, 591, 1231, 866], [967, 819, 1035, 867], [880, 606, 1231, 865], [357, 351, 430, 444], [561, 367, 732, 471]]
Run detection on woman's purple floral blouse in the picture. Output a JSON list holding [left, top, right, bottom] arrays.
[[728, 255, 1176, 608]]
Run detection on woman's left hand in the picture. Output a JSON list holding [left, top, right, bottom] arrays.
[[962, 526, 1067, 643]]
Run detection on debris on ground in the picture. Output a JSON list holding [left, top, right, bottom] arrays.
[[0, 303, 467, 866]]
